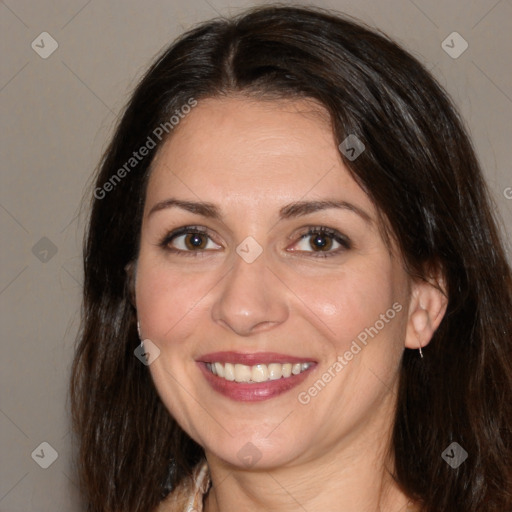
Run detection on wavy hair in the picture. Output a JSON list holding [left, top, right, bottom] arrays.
[[70, 5, 512, 511]]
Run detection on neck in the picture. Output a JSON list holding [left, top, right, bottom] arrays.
[[204, 391, 414, 512]]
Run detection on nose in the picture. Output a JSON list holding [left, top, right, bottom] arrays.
[[210, 249, 289, 337]]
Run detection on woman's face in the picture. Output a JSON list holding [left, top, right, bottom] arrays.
[[136, 96, 414, 470]]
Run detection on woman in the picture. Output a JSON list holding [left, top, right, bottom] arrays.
[[70, 5, 512, 512]]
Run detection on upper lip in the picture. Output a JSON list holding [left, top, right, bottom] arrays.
[[197, 351, 316, 365]]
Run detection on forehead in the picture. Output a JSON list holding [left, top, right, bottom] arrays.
[[145, 96, 373, 216]]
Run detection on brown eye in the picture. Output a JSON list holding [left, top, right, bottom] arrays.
[[309, 233, 334, 251], [160, 227, 222, 254], [183, 232, 208, 250], [289, 227, 351, 257]]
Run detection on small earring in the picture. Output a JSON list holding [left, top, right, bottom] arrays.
[[412, 309, 428, 359], [137, 322, 145, 353]]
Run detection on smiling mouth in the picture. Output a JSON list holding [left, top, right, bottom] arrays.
[[205, 361, 314, 384], [197, 351, 317, 401]]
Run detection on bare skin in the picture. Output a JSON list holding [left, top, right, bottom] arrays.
[[136, 96, 447, 512]]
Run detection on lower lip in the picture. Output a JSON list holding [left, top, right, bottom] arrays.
[[197, 362, 315, 402]]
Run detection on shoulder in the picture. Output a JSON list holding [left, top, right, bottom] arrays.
[[155, 461, 210, 512]]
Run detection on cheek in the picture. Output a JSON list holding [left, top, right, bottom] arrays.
[[293, 259, 407, 425], [134, 260, 214, 436], [135, 259, 209, 345], [292, 257, 403, 352]]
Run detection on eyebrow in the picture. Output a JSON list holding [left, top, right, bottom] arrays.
[[148, 198, 372, 225]]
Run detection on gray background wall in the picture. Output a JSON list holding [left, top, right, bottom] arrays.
[[1, 0, 510, 510]]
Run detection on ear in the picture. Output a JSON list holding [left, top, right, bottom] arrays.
[[405, 275, 448, 351], [124, 261, 137, 308]]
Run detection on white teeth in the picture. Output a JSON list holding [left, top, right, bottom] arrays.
[[224, 362, 235, 381], [292, 363, 302, 375], [282, 363, 292, 378], [252, 364, 269, 382], [214, 362, 224, 377], [206, 361, 313, 383], [235, 364, 252, 382], [268, 363, 282, 380]]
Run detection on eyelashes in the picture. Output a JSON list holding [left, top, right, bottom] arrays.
[[158, 226, 211, 257], [292, 227, 351, 256], [158, 225, 352, 258]]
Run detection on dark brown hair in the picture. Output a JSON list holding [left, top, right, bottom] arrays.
[[70, 5, 512, 511]]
